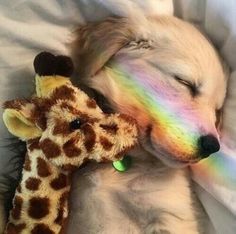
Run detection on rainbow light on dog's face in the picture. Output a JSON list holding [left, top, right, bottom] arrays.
[[105, 59, 234, 205], [110, 57, 236, 211], [107, 62, 207, 162]]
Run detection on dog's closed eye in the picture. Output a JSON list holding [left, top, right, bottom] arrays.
[[174, 75, 198, 97]]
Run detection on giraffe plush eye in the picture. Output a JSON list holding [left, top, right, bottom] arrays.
[[70, 118, 83, 130]]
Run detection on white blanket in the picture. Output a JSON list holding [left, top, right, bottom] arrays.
[[0, 0, 236, 233]]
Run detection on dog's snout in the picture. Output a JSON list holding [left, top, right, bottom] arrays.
[[198, 135, 220, 158]]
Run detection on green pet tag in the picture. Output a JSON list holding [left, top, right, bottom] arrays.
[[113, 155, 132, 172]]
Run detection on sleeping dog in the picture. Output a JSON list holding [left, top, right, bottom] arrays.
[[67, 16, 228, 233]]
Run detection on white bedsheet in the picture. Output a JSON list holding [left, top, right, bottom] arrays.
[[0, 1, 236, 233]]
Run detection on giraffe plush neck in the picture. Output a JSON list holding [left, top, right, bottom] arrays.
[[3, 52, 138, 234]]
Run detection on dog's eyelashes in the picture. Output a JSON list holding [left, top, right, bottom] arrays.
[[174, 76, 190, 86], [174, 75, 198, 96]]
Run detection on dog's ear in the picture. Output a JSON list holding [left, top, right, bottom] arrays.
[[72, 17, 135, 78]]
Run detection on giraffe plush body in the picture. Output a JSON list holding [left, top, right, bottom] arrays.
[[2, 52, 138, 234]]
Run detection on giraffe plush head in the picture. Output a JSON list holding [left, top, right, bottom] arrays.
[[3, 52, 138, 170], [2, 52, 138, 234]]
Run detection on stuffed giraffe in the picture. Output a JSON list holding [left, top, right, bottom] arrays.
[[2, 52, 138, 234]]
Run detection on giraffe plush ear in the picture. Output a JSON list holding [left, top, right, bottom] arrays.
[[3, 100, 42, 141], [34, 52, 74, 97]]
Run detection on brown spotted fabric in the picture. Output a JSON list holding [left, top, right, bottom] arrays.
[[31, 224, 55, 234], [40, 138, 61, 159], [28, 197, 50, 219], [11, 196, 23, 220], [3, 52, 137, 234], [37, 158, 51, 177], [25, 177, 41, 191], [50, 173, 68, 190]]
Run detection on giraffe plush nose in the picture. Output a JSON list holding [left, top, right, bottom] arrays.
[[198, 134, 220, 159]]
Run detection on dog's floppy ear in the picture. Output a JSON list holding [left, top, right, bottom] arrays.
[[72, 17, 135, 78]]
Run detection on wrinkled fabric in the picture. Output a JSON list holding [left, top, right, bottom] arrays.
[[0, 1, 236, 233]]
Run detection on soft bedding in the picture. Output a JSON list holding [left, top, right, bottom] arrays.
[[0, 0, 236, 233]]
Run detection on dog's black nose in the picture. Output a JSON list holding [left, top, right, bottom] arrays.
[[198, 135, 220, 158]]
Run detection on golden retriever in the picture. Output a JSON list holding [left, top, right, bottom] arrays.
[[67, 15, 228, 234]]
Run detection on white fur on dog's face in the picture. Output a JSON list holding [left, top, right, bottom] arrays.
[[73, 16, 227, 168]]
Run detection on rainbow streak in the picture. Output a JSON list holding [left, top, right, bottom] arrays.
[[109, 62, 236, 214], [191, 146, 236, 215], [108, 61, 236, 213], [192, 146, 236, 190], [107, 63, 199, 157]]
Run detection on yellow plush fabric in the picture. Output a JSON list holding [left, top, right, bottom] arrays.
[[35, 75, 70, 97], [3, 108, 42, 140]]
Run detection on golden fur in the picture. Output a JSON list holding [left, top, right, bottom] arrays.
[[67, 15, 228, 233]]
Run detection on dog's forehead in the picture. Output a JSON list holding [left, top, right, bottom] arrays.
[[148, 17, 227, 109]]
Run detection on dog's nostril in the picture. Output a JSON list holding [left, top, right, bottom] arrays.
[[198, 134, 220, 158]]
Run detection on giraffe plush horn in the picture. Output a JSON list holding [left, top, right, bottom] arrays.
[[34, 52, 74, 97]]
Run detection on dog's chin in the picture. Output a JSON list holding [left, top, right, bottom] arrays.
[[140, 132, 200, 168], [145, 145, 198, 169]]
